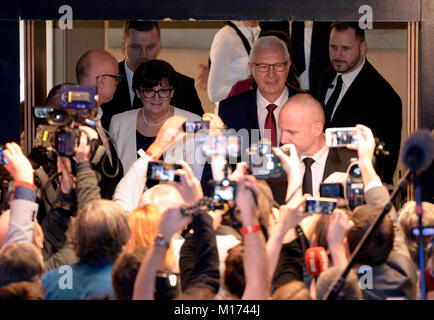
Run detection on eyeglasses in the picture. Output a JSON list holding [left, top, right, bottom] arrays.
[[140, 87, 173, 98], [96, 74, 123, 84], [254, 62, 288, 73]]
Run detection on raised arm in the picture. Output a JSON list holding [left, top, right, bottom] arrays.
[[112, 116, 186, 211], [133, 207, 191, 300], [235, 175, 269, 300], [3, 142, 39, 245]]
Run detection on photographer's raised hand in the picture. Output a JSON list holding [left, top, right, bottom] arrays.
[[273, 144, 303, 203], [75, 126, 99, 163], [57, 156, 74, 194], [327, 208, 354, 267], [347, 124, 380, 187], [133, 206, 191, 300], [170, 160, 203, 205], [235, 175, 259, 227], [146, 115, 186, 160], [3, 142, 34, 184]]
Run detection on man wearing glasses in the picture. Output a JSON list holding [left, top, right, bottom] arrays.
[[75, 49, 124, 198], [100, 21, 204, 130], [218, 35, 300, 149], [200, 36, 300, 199]]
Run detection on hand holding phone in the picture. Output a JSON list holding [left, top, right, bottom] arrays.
[[305, 197, 337, 215], [147, 161, 182, 182], [325, 127, 359, 147]]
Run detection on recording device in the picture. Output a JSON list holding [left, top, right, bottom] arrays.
[[247, 139, 287, 180], [305, 247, 330, 276], [345, 160, 365, 210], [402, 129, 434, 172], [34, 85, 98, 157], [182, 119, 210, 133], [412, 226, 434, 237], [214, 177, 237, 202], [213, 162, 237, 202], [325, 127, 359, 148], [201, 135, 241, 158], [320, 183, 344, 198], [306, 197, 337, 215], [155, 270, 180, 300], [0, 146, 8, 165], [146, 161, 182, 182]]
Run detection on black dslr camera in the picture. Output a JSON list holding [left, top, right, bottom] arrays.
[[34, 85, 97, 157], [248, 139, 286, 180], [345, 160, 365, 210]]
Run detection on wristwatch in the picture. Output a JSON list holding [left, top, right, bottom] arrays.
[[154, 234, 169, 248]]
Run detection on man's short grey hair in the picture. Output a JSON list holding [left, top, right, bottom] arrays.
[[249, 36, 290, 63]]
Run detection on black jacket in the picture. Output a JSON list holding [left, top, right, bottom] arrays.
[[316, 59, 402, 184]]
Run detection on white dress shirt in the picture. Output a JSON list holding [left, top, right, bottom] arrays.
[[208, 21, 260, 104], [256, 86, 289, 145], [291, 21, 313, 91], [300, 143, 329, 197], [324, 57, 366, 121], [124, 59, 135, 107]]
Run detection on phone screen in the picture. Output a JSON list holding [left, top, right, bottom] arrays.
[[326, 128, 358, 147], [147, 161, 182, 182], [202, 135, 241, 157], [306, 199, 337, 214]]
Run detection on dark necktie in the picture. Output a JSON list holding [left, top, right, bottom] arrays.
[[291, 21, 305, 76], [133, 94, 142, 109], [302, 157, 315, 195], [265, 104, 278, 147], [324, 75, 343, 125]]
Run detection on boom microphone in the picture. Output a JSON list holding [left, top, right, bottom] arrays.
[[402, 129, 434, 172], [305, 247, 329, 276]]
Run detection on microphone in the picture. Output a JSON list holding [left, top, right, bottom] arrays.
[[327, 83, 334, 89], [305, 247, 329, 276], [402, 129, 434, 172]]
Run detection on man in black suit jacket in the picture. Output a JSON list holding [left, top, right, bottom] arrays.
[[316, 22, 402, 184], [100, 21, 204, 130], [201, 35, 300, 198], [277, 93, 357, 203], [76, 49, 124, 199]]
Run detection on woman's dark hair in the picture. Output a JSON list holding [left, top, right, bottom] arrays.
[[132, 59, 175, 91]]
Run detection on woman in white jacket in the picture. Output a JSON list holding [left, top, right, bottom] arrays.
[[109, 59, 202, 177]]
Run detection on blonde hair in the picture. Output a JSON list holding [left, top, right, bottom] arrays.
[[127, 204, 176, 271]]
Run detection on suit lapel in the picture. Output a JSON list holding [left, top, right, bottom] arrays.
[[118, 60, 132, 108], [330, 61, 371, 125], [322, 148, 342, 181]]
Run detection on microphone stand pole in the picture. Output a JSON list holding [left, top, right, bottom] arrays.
[[414, 172, 427, 300], [324, 169, 410, 300]]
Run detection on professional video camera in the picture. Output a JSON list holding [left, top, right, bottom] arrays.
[[320, 158, 365, 211], [247, 139, 286, 180], [34, 85, 98, 157]]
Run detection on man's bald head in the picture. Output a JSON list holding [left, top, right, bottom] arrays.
[[76, 49, 118, 85], [279, 93, 326, 156], [76, 49, 119, 105], [281, 93, 325, 127]]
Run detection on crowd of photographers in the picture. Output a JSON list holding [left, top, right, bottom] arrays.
[[0, 21, 433, 301], [0, 111, 432, 300]]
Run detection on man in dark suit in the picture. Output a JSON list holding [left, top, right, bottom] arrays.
[[259, 21, 332, 93], [278, 93, 357, 202], [75, 49, 124, 199], [100, 21, 204, 130], [316, 22, 402, 184], [200, 35, 300, 197]]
